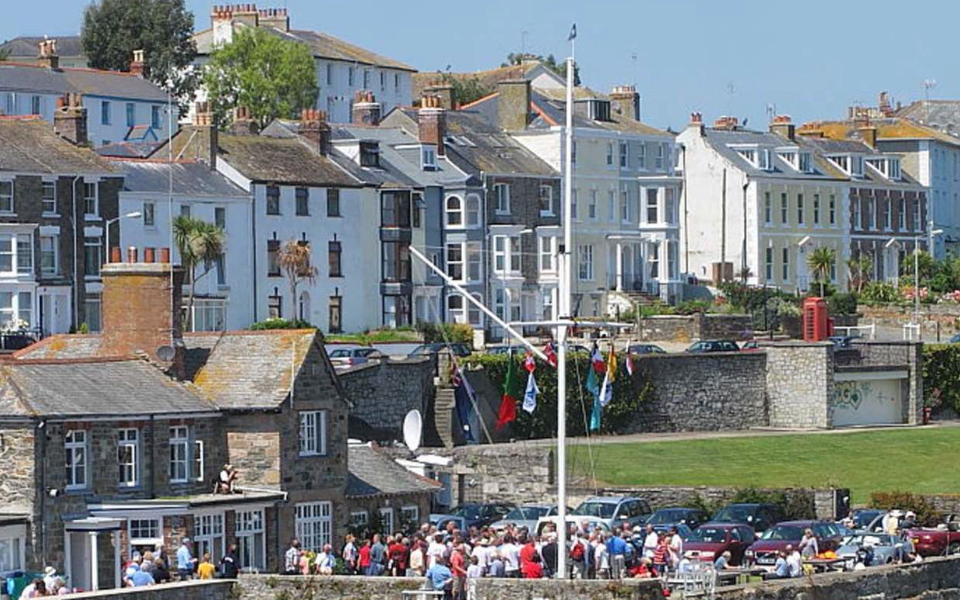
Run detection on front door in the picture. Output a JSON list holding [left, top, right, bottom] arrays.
[[68, 532, 92, 591]]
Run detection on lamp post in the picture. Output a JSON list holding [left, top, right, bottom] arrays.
[[105, 211, 142, 264]]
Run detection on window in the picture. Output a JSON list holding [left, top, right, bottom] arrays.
[[571, 189, 578, 219], [780, 193, 788, 224], [539, 236, 556, 273], [128, 519, 162, 558], [446, 243, 463, 281], [30, 95, 41, 116], [494, 183, 510, 214], [379, 508, 395, 534], [381, 241, 410, 282], [169, 426, 189, 483], [143, 202, 155, 227], [101, 100, 111, 125], [759, 148, 771, 171], [326, 63, 333, 85], [194, 440, 204, 482], [84, 237, 101, 277], [401, 506, 420, 530], [151, 106, 161, 129], [813, 194, 820, 225], [466, 242, 481, 282], [656, 144, 665, 169], [799, 152, 812, 173], [648, 242, 660, 279], [606, 143, 614, 166], [764, 192, 772, 224], [194, 514, 224, 564], [118, 429, 139, 487], [395, 73, 401, 90], [381, 191, 411, 227], [84, 297, 101, 332], [0, 527, 24, 572], [619, 142, 628, 167], [866, 198, 876, 230], [213, 207, 226, 231], [84, 182, 98, 216], [765, 247, 774, 281], [589, 190, 598, 219], [363, 70, 370, 89], [889, 159, 901, 180], [296, 188, 309, 216], [607, 190, 615, 222], [466, 195, 480, 227], [538, 185, 554, 215], [324, 188, 341, 217], [15, 234, 31, 275], [853, 198, 861, 229], [360, 142, 379, 167], [913, 198, 921, 231], [621, 191, 630, 222], [328, 240, 342, 277], [266, 186, 280, 215], [782, 247, 790, 280], [578, 244, 594, 280], [445, 196, 462, 227], [40, 235, 57, 276], [851, 156, 863, 177], [571, 140, 577, 164], [898, 198, 906, 230], [296, 502, 332, 553], [348, 66, 355, 86], [637, 143, 646, 169], [267, 240, 280, 276], [646, 188, 658, 223], [126, 103, 135, 128], [350, 511, 368, 529], [422, 146, 437, 169], [829, 195, 837, 225], [382, 294, 410, 328], [412, 193, 422, 228], [268, 293, 281, 318], [0, 292, 30, 329], [664, 188, 675, 224], [235, 509, 265, 572], [492, 235, 521, 275], [447, 294, 466, 324], [797, 194, 804, 224], [329, 295, 342, 333], [299, 410, 327, 456], [0, 180, 13, 213], [192, 299, 226, 332], [42, 181, 56, 214], [883, 198, 892, 230], [65, 429, 87, 490], [180, 204, 191, 218]]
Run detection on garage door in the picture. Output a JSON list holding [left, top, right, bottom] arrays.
[[831, 375, 904, 427]]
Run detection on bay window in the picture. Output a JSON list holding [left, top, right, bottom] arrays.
[[492, 235, 521, 275], [296, 502, 332, 553], [0, 292, 32, 329]]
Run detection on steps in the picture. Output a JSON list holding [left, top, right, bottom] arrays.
[[432, 386, 457, 449]]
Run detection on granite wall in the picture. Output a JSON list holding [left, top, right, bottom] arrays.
[[340, 357, 435, 441], [60, 580, 233, 600], [764, 342, 834, 429], [636, 313, 754, 343]]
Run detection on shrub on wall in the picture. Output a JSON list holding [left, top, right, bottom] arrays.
[[923, 344, 960, 414], [464, 353, 653, 438], [249, 318, 314, 330], [416, 322, 474, 346], [869, 491, 939, 526], [828, 292, 859, 316]]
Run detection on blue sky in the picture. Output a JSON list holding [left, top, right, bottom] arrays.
[[5, 0, 955, 131]]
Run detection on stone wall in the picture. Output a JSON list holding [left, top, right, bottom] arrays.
[[837, 341, 924, 425], [764, 342, 833, 428], [340, 357, 435, 441], [63, 580, 232, 600], [0, 423, 36, 511], [470, 576, 662, 600], [636, 314, 753, 343], [859, 303, 960, 338]]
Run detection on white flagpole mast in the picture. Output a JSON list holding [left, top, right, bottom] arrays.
[[556, 24, 576, 580]]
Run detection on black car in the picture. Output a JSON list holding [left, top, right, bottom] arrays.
[[408, 342, 472, 358], [710, 503, 785, 533], [445, 502, 515, 529], [686, 340, 740, 353], [627, 343, 667, 355], [645, 507, 709, 530]]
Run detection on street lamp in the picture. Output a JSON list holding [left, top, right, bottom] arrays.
[[105, 211, 142, 264]]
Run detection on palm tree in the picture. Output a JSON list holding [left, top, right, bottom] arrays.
[[277, 240, 318, 323], [846, 255, 874, 294], [807, 247, 836, 297], [173, 215, 226, 330]]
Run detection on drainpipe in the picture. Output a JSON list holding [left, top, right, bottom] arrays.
[[37, 418, 46, 568], [70, 176, 82, 329], [250, 191, 258, 321], [742, 178, 749, 281]]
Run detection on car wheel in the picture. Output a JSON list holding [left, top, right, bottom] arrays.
[[948, 543, 960, 555]]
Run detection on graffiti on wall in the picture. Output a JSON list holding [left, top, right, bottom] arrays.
[[830, 378, 902, 426]]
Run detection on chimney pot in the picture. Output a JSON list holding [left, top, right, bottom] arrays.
[[144, 247, 156, 263], [418, 96, 447, 156], [160, 247, 171, 264], [110, 246, 122, 263], [127, 246, 138, 263]]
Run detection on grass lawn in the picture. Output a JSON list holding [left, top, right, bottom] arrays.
[[567, 427, 960, 504]]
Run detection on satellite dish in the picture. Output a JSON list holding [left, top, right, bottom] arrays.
[[402, 410, 422, 452], [156, 345, 176, 361]]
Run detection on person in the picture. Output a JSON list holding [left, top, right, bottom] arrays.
[[642, 525, 659, 559], [176, 538, 198, 581], [470, 538, 489, 575], [773, 550, 790, 579], [786, 545, 802, 578], [152, 557, 171, 583], [220, 544, 239, 579], [370, 534, 386, 576], [389, 537, 409, 577], [799, 529, 818, 559], [652, 534, 670, 576], [488, 549, 505, 578], [43, 566, 58, 592], [450, 545, 467, 600], [521, 552, 543, 579], [713, 551, 733, 571], [130, 563, 155, 587], [425, 555, 453, 600], [427, 534, 446, 570], [540, 533, 558, 577], [500, 535, 520, 578], [668, 527, 683, 570], [342, 535, 358, 574], [22, 578, 45, 598], [519, 535, 538, 574], [216, 464, 240, 494], [358, 539, 372, 575], [409, 539, 426, 577], [570, 533, 587, 579], [197, 553, 216, 580], [594, 533, 610, 579], [316, 544, 336, 575], [629, 557, 656, 579], [903, 511, 918, 530], [54, 577, 69, 596], [466, 555, 483, 579], [284, 539, 301, 575], [607, 531, 627, 579]]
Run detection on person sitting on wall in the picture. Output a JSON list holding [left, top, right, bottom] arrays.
[[216, 463, 239, 494]]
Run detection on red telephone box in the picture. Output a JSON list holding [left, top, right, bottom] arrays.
[[803, 297, 830, 341]]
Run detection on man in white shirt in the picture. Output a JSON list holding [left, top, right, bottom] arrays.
[[786, 545, 802, 577], [642, 525, 659, 558], [500, 536, 521, 577], [668, 526, 684, 569], [471, 539, 490, 573], [427, 534, 446, 569]]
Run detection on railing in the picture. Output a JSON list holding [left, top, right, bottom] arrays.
[[834, 322, 876, 340], [903, 322, 921, 341], [0, 328, 41, 350]]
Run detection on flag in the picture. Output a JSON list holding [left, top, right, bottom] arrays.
[[587, 363, 602, 431], [452, 365, 476, 443], [568, 23, 577, 41], [625, 343, 635, 377], [522, 371, 539, 414], [543, 342, 558, 368], [600, 345, 617, 407], [590, 343, 606, 376], [523, 351, 536, 374], [496, 350, 521, 429], [585, 358, 600, 398]]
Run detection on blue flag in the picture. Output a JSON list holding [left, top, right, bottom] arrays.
[[586, 364, 601, 431], [453, 366, 476, 443], [522, 371, 539, 414]]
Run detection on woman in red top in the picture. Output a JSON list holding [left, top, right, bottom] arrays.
[[358, 539, 372, 575], [522, 553, 543, 579], [652, 535, 670, 576], [389, 538, 410, 576]]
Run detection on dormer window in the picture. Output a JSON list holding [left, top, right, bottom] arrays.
[[758, 148, 772, 171], [360, 141, 379, 168], [777, 149, 798, 169], [734, 147, 757, 165], [851, 156, 863, 177], [829, 154, 864, 178], [422, 145, 437, 170], [799, 152, 812, 173], [585, 99, 611, 122], [866, 157, 901, 181]]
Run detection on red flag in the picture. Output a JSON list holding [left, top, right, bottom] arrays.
[[543, 342, 558, 368], [591, 343, 606, 375], [523, 351, 536, 373], [496, 350, 520, 429]]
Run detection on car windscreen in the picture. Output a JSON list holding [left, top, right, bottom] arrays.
[[648, 510, 688, 524], [846, 535, 891, 547], [853, 511, 882, 529], [451, 505, 481, 520], [760, 526, 804, 541], [713, 506, 755, 524], [573, 501, 616, 518], [689, 528, 728, 543], [329, 349, 350, 357], [503, 506, 549, 521]]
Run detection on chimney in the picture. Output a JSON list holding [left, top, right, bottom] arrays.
[[130, 49, 146, 78], [258, 7, 289, 31], [878, 91, 893, 116], [193, 101, 219, 170], [298, 108, 331, 155], [100, 247, 186, 378], [351, 90, 381, 126], [418, 95, 446, 156], [769, 114, 795, 141], [229, 106, 259, 135], [856, 125, 878, 149], [609, 85, 640, 121], [54, 93, 88, 146], [230, 3, 259, 28], [497, 79, 531, 131], [688, 112, 704, 136], [713, 116, 739, 130], [37, 39, 59, 70], [424, 84, 455, 110]]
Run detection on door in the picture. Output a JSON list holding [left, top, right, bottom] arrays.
[[832, 377, 904, 427], [68, 532, 92, 591], [40, 294, 52, 337]]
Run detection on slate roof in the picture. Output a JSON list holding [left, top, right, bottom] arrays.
[[795, 136, 923, 188], [442, 111, 559, 177], [0, 62, 169, 102], [412, 61, 565, 101], [193, 26, 414, 71], [0, 117, 117, 175], [897, 100, 960, 136], [112, 160, 250, 197], [700, 127, 846, 182], [798, 118, 960, 148], [346, 444, 441, 498], [0, 357, 215, 418], [97, 141, 165, 159], [0, 36, 84, 59]]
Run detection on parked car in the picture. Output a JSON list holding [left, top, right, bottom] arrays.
[[648, 522, 695, 540], [711, 503, 784, 533], [535, 516, 611, 537], [829, 335, 858, 349], [572, 496, 652, 531], [627, 343, 667, 355], [848, 509, 887, 532], [904, 525, 960, 557], [431, 502, 514, 530], [489, 504, 570, 532], [950, 333, 960, 344], [740, 340, 761, 351], [836, 533, 908, 567], [430, 514, 467, 531], [327, 347, 382, 367], [744, 520, 844, 567], [685, 340, 740, 353], [646, 508, 710, 530], [683, 523, 757, 565], [408, 342, 472, 358]]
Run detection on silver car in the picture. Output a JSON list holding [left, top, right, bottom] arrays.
[[836, 533, 911, 568], [490, 504, 560, 532]]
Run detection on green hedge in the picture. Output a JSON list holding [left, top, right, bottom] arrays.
[[923, 344, 960, 412], [463, 353, 653, 439], [249, 318, 314, 330]]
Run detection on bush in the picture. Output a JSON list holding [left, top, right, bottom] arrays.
[[719, 282, 798, 332], [923, 344, 960, 415], [249, 318, 314, 330], [416, 322, 474, 346], [675, 299, 711, 315], [828, 292, 859, 316], [869, 491, 939, 526], [860, 281, 902, 304]]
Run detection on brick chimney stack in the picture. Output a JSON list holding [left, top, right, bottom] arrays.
[[351, 90, 381, 126], [229, 106, 259, 135], [54, 93, 88, 146], [424, 84, 455, 110], [418, 94, 446, 156], [37, 38, 59, 70], [609, 85, 640, 121], [130, 49, 146, 78], [299, 108, 331, 155], [258, 7, 289, 31], [713, 116, 739, 130], [688, 111, 704, 136], [769, 114, 795, 141], [193, 101, 218, 170], [497, 79, 531, 131], [100, 247, 185, 379]]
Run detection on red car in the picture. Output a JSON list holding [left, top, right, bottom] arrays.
[[684, 523, 756, 565], [744, 520, 844, 567], [904, 527, 960, 557]]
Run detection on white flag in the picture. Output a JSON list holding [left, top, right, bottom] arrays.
[[522, 371, 539, 413], [599, 370, 614, 407]]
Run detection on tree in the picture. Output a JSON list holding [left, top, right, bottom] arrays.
[[503, 52, 581, 86], [436, 73, 492, 106], [173, 215, 225, 331], [81, 0, 198, 110], [846, 255, 874, 294], [277, 240, 318, 323], [203, 28, 318, 130], [807, 247, 836, 297]]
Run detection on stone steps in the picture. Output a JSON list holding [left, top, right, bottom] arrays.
[[433, 386, 456, 449]]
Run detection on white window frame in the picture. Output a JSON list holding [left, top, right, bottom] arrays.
[[422, 145, 437, 169], [143, 202, 155, 228], [299, 410, 327, 456], [117, 428, 139, 488], [465, 194, 481, 228], [813, 194, 821, 225], [0, 179, 13, 214], [646, 188, 658, 224], [296, 501, 333, 553], [401, 506, 420, 530], [492, 235, 521, 276], [619, 142, 628, 168], [538, 185, 554, 216], [0, 524, 26, 573], [494, 183, 511, 215], [655, 143, 665, 170], [235, 509, 265, 572], [588, 190, 598, 220], [829, 194, 837, 225], [41, 180, 56, 215], [578, 244, 594, 281], [445, 195, 463, 227], [606, 142, 614, 166], [780, 193, 788, 224], [194, 439, 204, 482], [765, 246, 774, 281], [447, 293, 466, 324], [169, 426, 189, 483], [446, 243, 464, 282], [194, 512, 225, 564], [350, 511, 368, 529], [65, 429, 88, 490], [466, 242, 481, 283], [539, 236, 557, 274], [797, 194, 804, 224], [898, 198, 906, 230], [128, 518, 162, 558], [764, 192, 772, 225], [620, 190, 630, 223], [40, 235, 58, 276], [637, 143, 646, 169], [83, 181, 98, 217], [379, 507, 395, 533]]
